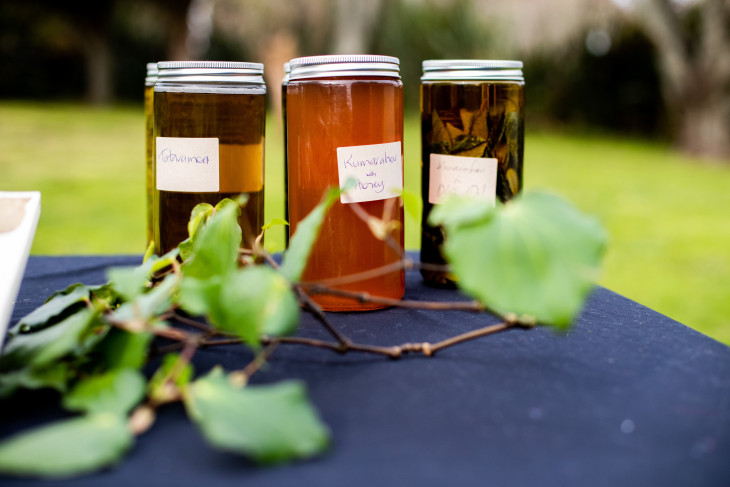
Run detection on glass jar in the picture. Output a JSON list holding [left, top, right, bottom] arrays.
[[282, 61, 291, 247], [420, 60, 525, 286], [286, 55, 405, 311], [153, 61, 266, 254], [144, 62, 158, 247]]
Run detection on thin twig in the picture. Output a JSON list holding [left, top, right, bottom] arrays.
[[427, 321, 516, 355], [239, 342, 280, 380], [304, 286, 485, 312], [163, 311, 217, 334], [196, 321, 518, 359]]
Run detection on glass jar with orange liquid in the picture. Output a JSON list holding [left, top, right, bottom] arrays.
[[286, 55, 405, 311], [153, 61, 266, 254]]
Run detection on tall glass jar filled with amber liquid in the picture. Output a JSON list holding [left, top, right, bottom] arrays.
[[154, 61, 266, 254], [282, 61, 291, 247], [287, 55, 405, 311], [144, 62, 158, 247], [420, 60, 525, 286]]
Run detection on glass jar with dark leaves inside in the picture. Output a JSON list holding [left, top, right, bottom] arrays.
[[420, 60, 525, 286]]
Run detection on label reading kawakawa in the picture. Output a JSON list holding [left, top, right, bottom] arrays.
[[429, 153, 497, 205]]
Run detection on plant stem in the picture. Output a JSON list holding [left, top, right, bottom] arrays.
[[195, 321, 518, 359], [427, 321, 516, 355], [304, 286, 485, 312], [240, 342, 279, 377]]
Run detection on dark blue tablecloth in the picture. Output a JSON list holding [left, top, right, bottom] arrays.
[[2, 255, 729, 487]]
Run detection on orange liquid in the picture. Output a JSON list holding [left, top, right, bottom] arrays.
[[287, 78, 405, 311]]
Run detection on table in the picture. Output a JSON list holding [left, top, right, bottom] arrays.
[[2, 255, 729, 487]]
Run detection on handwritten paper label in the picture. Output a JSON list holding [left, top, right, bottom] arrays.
[[337, 142, 403, 204], [156, 137, 219, 192], [428, 154, 498, 205]]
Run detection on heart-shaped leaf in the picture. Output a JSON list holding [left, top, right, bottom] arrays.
[[182, 200, 242, 279], [430, 191, 607, 328], [185, 368, 330, 463], [0, 413, 133, 478], [62, 369, 146, 415]]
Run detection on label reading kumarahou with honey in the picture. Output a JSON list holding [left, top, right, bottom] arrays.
[[429, 154, 497, 205], [156, 137, 220, 192], [337, 142, 403, 204]]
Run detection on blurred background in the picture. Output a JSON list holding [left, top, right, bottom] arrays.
[[1, 0, 729, 343]]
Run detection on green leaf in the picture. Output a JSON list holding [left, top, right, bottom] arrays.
[[185, 369, 330, 463], [0, 363, 71, 398], [63, 369, 146, 415], [94, 329, 153, 371], [89, 283, 122, 309], [9, 284, 91, 335], [280, 187, 339, 282], [189, 203, 215, 236], [107, 250, 179, 301], [214, 266, 299, 345], [182, 201, 242, 279], [148, 354, 194, 404], [262, 218, 289, 230], [179, 203, 215, 260], [177, 275, 224, 317], [400, 187, 423, 224], [430, 191, 607, 328], [107, 265, 150, 302], [179, 267, 298, 347], [143, 240, 156, 261], [0, 308, 100, 372], [111, 273, 178, 323], [0, 413, 133, 478]]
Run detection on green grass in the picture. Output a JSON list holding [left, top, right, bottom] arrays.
[[1, 101, 729, 345]]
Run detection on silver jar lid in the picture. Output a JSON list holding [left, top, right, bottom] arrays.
[[421, 60, 524, 82], [289, 55, 400, 80], [145, 62, 158, 86], [155, 61, 265, 93]]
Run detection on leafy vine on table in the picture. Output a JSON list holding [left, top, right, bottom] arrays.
[[0, 188, 606, 478]]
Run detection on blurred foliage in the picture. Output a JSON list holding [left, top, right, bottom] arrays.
[[0, 0, 713, 141], [372, 0, 493, 111], [524, 22, 667, 136]]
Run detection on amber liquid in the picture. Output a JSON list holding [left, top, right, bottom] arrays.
[[281, 79, 289, 247], [153, 90, 265, 254], [420, 82, 525, 286], [144, 85, 154, 246], [287, 78, 405, 311]]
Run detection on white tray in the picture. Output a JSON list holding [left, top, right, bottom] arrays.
[[0, 192, 41, 350]]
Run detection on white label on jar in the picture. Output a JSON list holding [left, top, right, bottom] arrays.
[[428, 154, 498, 205], [336, 142, 403, 204], [156, 137, 220, 192]]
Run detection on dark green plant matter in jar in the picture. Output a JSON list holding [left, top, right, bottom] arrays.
[[421, 81, 525, 286]]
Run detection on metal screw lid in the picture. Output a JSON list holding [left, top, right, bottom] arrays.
[[156, 61, 265, 86], [421, 59, 524, 82], [289, 55, 400, 80]]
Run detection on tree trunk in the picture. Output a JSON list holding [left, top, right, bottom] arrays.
[[635, 0, 730, 159], [678, 93, 730, 157], [82, 28, 113, 106], [332, 0, 385, 53]]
